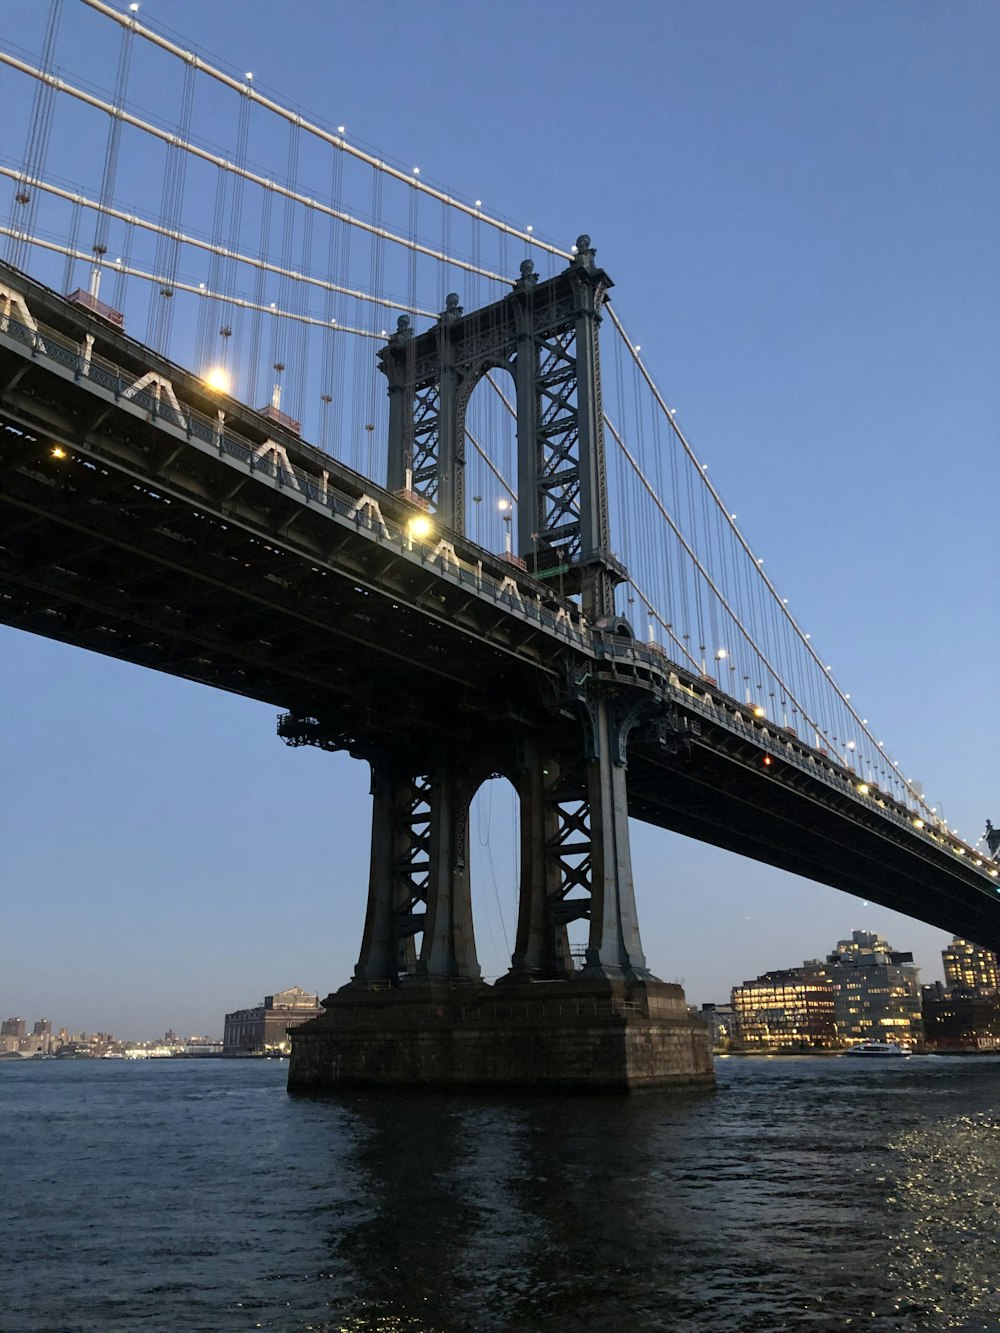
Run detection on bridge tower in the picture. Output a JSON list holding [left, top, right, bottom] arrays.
[[288, 242, 713, 1092], [381, 236, 626, 621]]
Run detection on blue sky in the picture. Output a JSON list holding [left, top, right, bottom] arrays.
[[1, 0, 997, 1036]]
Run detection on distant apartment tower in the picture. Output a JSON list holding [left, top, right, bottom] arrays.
[[1, 1018, 26, 1038], [826, 930, 922, 1044], [942, 938, 1000, 993], [731, 965, 837, 1049], [223, 986, 322, 1055], [25, 1019, 55, 1054]]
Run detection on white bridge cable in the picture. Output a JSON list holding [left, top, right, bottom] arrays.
[[80, 0, 571, 263], [448, 323, 866, 793], [473, 356, 818, 736], [465, 426, 516, 501], [625, 579, 702, 673], [0, 168, 440, 321], [485, 369, 517, 420], [0, 226, 385, 340], [0, 14, 930, 816], [601, 406, 825, 745], [0, 49, 521, 286], [604, 299, 933, 818]]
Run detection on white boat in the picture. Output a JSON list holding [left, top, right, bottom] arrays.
[[845, 1040, 912, 1058]]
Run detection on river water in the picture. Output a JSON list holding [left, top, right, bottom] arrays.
[[3, 1055, 1000, 1331]]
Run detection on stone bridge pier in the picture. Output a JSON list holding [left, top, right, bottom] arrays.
[[287, 690, 713, 1092]]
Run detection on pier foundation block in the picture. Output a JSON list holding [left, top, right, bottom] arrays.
[[287, 979, 714, 1093]]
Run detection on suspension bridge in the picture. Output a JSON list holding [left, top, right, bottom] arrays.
[[0, 1, 995, 1088]]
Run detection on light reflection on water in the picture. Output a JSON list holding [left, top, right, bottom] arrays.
[[887, 1111, 1000, 1327], [2, 1056, 1000, 1330]]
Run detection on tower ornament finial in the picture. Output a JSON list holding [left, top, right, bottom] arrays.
[[574, 234, 596, 268], [440, 292, 463, 322], [517, 258, 537, 289]]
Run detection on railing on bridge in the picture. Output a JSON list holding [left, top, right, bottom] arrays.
[[0, 295, 593, 652]]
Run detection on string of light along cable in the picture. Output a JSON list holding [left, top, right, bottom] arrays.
[[3, 221, 523, 492], [472, 362, 830, 750], [601, 407, 825, 746], [466, 343, 848, 775], [2, 28, 927, 814], [0, 52, 521, 286], [0, 166, 439, 321], [605, 300, 933, 817], [80, 0, 571, 262], [624, 579, 703, 673]]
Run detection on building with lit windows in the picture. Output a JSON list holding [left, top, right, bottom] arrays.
[[731, 965, 837, 1049], [698, 1003, 738, 1051], [941, 938, 1000, 993], [223, 986, 322, 1055], [826, 930, 922, 1045], [922, 982, 1000, 1050]]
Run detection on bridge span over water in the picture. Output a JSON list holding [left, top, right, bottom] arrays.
[[0, 3, 995, 1087], [1, 265, 997, 979]]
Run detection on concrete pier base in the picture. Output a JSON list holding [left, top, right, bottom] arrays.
[[287, 979, 714, 1093]]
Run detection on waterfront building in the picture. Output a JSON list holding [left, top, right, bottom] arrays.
[[731, 965, 837, 1049], [826, 930, 922, 1045], [26, 1020, 55, 1054], [223, 986, 322, 1055], [942, 938, 1000, 993], [922, 984, 1000, 1050], [1, 1017, 26, 1038], [698, 1003, 738, 1051]]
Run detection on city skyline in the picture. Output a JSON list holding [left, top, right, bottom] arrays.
[[2, 929, 988, 1041], [1, 0, 997, 1034]]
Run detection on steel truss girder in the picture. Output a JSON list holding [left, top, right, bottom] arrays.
[[0, 386, 573, 740]]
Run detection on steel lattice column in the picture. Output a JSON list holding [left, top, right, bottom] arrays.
[[505, 710, 650, 983], [352, 751, 482, 984], [582, 697, 650, 978], [507, 742, 586, 979], [417, 751, 480, 979], [513, 236, 618, 618], [352, 757, 431, 983], [383, 296, 466, 529]]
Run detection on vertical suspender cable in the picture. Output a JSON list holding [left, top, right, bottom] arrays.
[[6, 0, 63, 271]]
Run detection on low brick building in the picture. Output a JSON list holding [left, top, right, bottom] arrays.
[[922, 985, 1000, 1051], [223, 986, 322, 1055]]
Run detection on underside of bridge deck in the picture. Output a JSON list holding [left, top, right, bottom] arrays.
[[627, 740, 1000, 955]]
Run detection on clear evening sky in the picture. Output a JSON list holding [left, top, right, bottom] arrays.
[[1, 1, 997, 1037]]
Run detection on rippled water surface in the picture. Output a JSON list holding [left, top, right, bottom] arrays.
[[4, 1055, 1000, 1331]]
